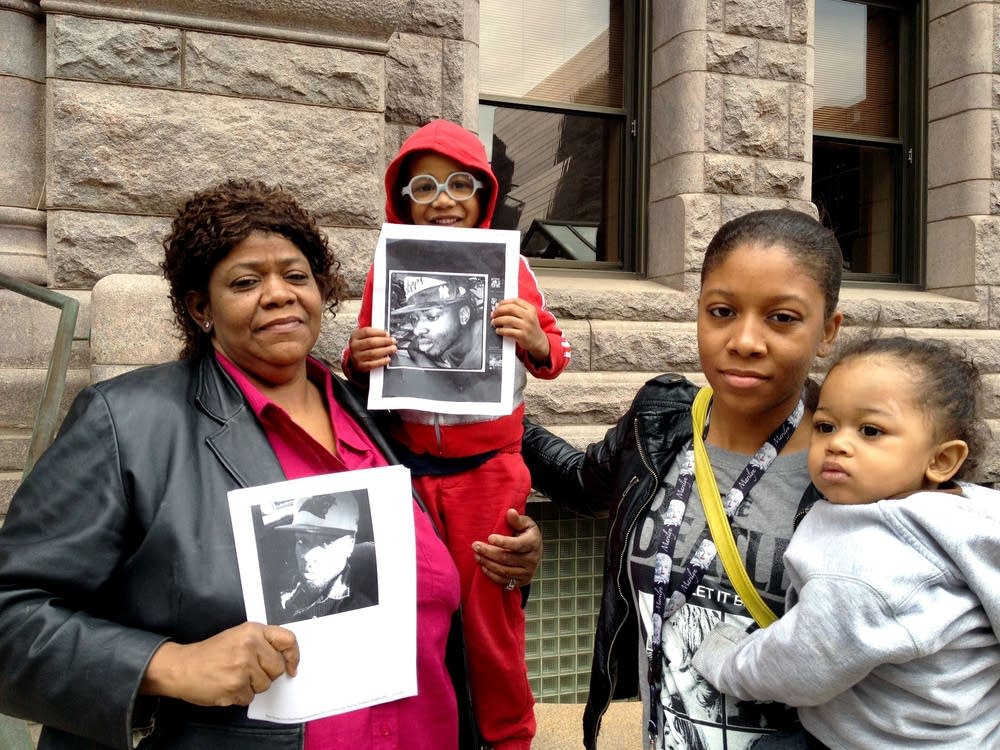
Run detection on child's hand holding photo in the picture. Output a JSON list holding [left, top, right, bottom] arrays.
[[347, 326, 396, 373], [491, 296, 551, 364]]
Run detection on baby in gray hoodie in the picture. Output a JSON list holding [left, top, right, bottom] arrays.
[[694, 336, 1000, 749]]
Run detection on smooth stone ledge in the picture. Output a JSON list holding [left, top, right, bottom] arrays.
[[39, 0, 408, 52], [530, 267, 985, 328], [2, 1, 41, 16], [531, 419, 1000, 486]]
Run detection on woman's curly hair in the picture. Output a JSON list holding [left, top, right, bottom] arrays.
[[161, 179, 344, 359]]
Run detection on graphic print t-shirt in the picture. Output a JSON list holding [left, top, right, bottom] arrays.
[[630, 444, 809, 750]]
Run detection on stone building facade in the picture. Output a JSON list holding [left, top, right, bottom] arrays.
[[2, 0, 1000, 709]]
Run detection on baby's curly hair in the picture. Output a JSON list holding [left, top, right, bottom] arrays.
[[161, 179, 344, 359], [828, 335, 985, 480]]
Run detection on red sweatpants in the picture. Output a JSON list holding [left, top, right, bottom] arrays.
[[413, 449, 536, 750]]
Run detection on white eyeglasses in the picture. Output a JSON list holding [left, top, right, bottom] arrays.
[[401, 171, 484, 204]]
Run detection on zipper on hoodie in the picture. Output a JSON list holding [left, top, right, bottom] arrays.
[[792, 494, 817, 531]]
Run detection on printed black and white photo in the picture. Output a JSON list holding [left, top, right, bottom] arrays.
[[388, 273, 488, 372], [256, 490, 379, 626], [368, 223, 520, 416], [228, 466, 417, 723]]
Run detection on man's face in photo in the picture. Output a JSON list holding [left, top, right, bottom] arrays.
[[294, 531, 355, 594], [410, 302, 470, 359]]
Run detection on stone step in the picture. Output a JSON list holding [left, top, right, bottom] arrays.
[[0, 289, 91, 369], [86, 274, 353, 376], [0, 471, 21, 518], [525, 371, 662, 424], [535, 271, 697, 322], [0, 428, 31, 474], [533, 270, 984, 329], [0, 368, 90, 430], [836, 286, 983, 329], [527, 369, 1000, 422], [80, 273, 998, 373], [526, 371, 710, 424], [835, 326, 1000, 372], [332, 280, 997, 373], [536, 420, 1000, 486], [987, 421, 1000, 483], [573, 321, 1000, 374]]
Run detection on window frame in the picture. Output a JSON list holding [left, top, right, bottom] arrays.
[[477, 0, 650, 273], [811, 0, 924, 287]]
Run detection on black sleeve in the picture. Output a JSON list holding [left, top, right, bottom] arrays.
[[0, 387, 167, 749], [522, 407, 634, 518]]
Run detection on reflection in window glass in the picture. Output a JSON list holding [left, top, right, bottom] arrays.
[[522, 221, 600, 261], [813, 0, 904, 279], [814, 0, 899, 138], [480, 105, 621, 263], [480, 1, 622, 108]]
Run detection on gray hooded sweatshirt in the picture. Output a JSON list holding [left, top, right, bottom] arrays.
[[693, 483, 1000, 749]]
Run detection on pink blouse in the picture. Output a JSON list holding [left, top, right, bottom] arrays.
[[217, 352, 461, 750]]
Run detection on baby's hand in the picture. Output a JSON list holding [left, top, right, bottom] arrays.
[[349, 327, 397, 372], [491, 298, 550, 363]]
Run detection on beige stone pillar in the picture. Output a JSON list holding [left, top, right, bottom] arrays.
[[0, 0, 46, 283], [926, 0, 1000, 326], [383, 0, 482, 162], [647, 0, 815, 291]]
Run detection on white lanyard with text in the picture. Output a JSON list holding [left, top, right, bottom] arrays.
[[645, 396, 804, 748]]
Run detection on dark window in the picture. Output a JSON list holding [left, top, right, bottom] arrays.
[[812, 0, 919, 282]]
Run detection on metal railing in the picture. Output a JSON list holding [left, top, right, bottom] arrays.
[[0, 272, 80, 479]]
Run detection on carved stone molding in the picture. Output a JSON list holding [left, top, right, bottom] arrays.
[[0, 207, 44, 229], [39, 0, 408, 51], [0, 206, 47, 284], [1, 0, 42, 16]]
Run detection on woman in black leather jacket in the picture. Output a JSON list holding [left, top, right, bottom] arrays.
[[0, 180, 541, 750], [522, 209, 842, 750], [524, 374, 701, 746]]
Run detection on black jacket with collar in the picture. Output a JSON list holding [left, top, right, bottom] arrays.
[[0, 354, 474, 750], [522, 374, 820, 750]]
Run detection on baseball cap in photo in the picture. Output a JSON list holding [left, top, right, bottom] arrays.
[[394, 276, 468, 315], [275, 494, 360, 537]]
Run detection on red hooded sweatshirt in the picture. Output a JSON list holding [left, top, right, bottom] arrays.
[[383, 119, 501, 228], [344, 120, 571, 458]]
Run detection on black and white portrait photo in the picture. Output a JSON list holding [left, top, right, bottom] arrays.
[[256, 490, 379, 626], [388, 273, 488, 371], [227, 465, 419, 722], [368, 223, 520, 416]]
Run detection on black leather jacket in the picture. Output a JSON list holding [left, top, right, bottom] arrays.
[[522, 374, 819, 750], [0, 354, 474, 750]]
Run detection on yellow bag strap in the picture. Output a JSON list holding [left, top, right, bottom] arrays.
[[691, 386, 778, 628]]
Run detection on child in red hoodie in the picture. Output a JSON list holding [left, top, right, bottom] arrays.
[[343, 119, 571, 750]]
